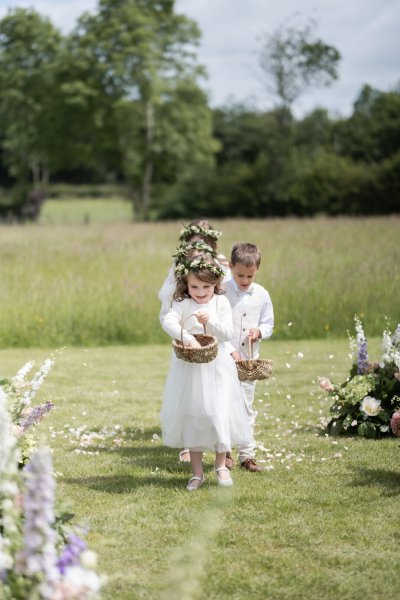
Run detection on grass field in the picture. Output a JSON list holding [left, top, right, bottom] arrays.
[[40, 199, 133, 225], [1, 215, 399, 346], [2, 337, 400, 600]]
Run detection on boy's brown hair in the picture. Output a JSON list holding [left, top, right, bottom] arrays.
[[230, 242, 261, 268]]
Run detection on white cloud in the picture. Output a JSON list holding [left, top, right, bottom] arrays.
[[1, 0, 399, 116]]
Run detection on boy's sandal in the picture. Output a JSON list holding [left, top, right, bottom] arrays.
[[186, 476, 204, 491], [179, 449, 191, 463], [215, 467, 233, 488]]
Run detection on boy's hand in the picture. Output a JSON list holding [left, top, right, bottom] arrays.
[[248, 328, 261, 342], [231, 351, 241, 362], [196, 311, 209, 325]]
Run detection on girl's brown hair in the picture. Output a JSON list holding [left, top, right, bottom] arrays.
[[174, 264, 225, 302]]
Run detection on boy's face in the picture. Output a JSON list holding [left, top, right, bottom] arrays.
[[230, 262, 258, 291]]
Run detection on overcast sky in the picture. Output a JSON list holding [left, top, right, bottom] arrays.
[[0, 0, 399, 116]]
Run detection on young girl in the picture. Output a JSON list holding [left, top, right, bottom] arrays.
[[158, 219, 230, 323], [160, 256, 251, 491], [158, 220, 231, 464]]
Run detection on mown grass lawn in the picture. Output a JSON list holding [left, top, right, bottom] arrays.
[[2, 337, 399, 600]]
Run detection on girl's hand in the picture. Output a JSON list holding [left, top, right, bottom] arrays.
[[196, 311, 209, 325], [188, 338, 202, 349], [248, 328, 261, 342], [231, 351, 241, 362]]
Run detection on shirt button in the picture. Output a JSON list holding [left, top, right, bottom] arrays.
[[241, 343, 245, 346], [243, 313, 246, 317], [242, 328, 246, 332]]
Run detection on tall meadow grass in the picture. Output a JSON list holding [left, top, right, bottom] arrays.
[[0, 217, 399, 347]]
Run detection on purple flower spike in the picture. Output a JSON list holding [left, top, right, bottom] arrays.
[[357, 337, 369, 374], [17, 448, 59, 598], [19, 401, 55, 430], [57, 533, 87, 574]]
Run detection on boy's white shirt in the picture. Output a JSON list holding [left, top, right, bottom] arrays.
[[224, 278, 274, 358]]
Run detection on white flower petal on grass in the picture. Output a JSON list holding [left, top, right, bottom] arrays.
[[285, 363, 291, 369], [296, 352, 304, 358], [360, 396, 381, 417]]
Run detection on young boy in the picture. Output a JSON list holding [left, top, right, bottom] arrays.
[[225, 242, 274, 472]]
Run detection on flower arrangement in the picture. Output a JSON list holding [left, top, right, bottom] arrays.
[[1, 358, 56, 464], [320, 317, 400, 438], [174, 256, 225, 280], [0, 375, 104, 599]]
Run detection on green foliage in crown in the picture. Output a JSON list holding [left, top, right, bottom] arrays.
[[173, 241, 217, 263], [178, 224, 222, 243], [174, 256, 225, 280]]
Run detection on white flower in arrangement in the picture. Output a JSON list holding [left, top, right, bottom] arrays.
[[381, 330, 392, 365], [360, 396, 382, 417]]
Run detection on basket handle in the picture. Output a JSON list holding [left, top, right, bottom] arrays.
[[240, 315, 254, 359], [247, 336, 254, 360], [180, 313, 207, 347]]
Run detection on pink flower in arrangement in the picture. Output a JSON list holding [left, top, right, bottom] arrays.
[[318, 377, 335, 392], [390, 412, 400, 436]]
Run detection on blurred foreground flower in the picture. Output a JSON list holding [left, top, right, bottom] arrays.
[[1, 358, 56, 464], [0, 399, 104, 599]]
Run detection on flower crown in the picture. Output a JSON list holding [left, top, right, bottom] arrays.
[[173, 241, 217, 262], [174, 257, 225, 280], [178, 224, 222, 243]]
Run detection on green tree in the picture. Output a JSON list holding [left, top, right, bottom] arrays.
[[0, 8, 62, 219], [258, 17, 341, 111], [335, 84, 400, 162], [73, 0, 216, 219]]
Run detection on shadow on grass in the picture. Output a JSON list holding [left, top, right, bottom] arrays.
[[350, 467, 400, 496], [64, 473, 186, 493], [64, 427, 202, 493]]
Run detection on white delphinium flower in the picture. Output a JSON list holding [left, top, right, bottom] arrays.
[[0, 391, 21, 576], [12, 361, 34, 389], [347, 331, 357, 362], [392, 324, 400, 347], [381, 329, 392, 366], [360, 396, 381, 417], [21, 358, 54, 406]]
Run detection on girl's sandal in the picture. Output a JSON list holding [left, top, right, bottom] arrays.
[[179, 449, 191, 463], [215, 467, 233, 488], [186, 476, 204, 491]]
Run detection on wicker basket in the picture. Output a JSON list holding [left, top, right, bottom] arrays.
[[236, 338, 273, 382], [173, 314, 218, 363]]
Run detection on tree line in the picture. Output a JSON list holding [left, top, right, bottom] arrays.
[[0, 1, 399, 221]]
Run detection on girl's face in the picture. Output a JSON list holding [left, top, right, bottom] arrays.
[[187, 273, 215, 304]]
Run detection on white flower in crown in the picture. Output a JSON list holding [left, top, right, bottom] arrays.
[[360, 396, 381, 417], [179, 224, 222, 242], [173, 241, 216, 262]]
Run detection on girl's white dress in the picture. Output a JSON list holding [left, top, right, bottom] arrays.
[[160, 294, 252, 453]]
